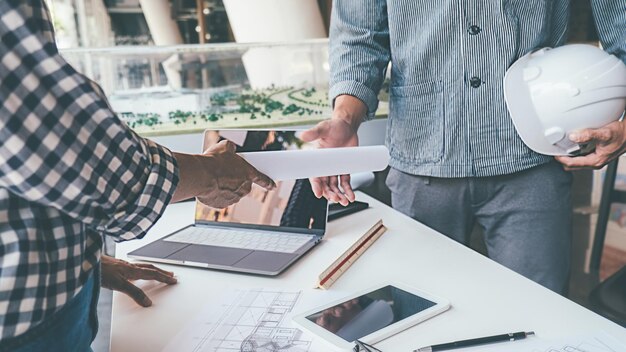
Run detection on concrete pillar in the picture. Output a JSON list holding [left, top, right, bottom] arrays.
[[138, 0, 183, 88]]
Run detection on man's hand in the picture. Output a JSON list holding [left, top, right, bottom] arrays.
[[197, 140, 276, 208], [300, 95, 366, 206], [101, 255, 177, 307], [555, 120, 626, 170], [172, 140, 276, 208]]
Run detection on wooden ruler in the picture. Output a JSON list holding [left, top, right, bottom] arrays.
[[315, 219, 387, 289]]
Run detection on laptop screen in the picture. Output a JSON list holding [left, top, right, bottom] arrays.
[[196, 130, 328, 233]]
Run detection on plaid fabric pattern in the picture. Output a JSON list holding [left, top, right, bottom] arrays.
[[0, 0, 179, 340]]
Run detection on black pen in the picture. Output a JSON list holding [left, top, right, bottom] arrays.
[[414, 331, 535, 352]]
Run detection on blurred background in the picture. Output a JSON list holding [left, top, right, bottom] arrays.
[[49, 0, 602, 49]]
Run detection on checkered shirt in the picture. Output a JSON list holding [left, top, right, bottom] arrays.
[[0, 0, 179, 340]]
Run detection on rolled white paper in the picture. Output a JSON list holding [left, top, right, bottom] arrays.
[[239, 146, 389, 181]]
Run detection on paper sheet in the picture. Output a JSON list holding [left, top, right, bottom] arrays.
[[163, 288, 347, 352], [240, 146, 389, 181], [448, 332, 626, 352]]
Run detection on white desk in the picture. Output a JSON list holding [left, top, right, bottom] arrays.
[[111, 193, 626, 351]]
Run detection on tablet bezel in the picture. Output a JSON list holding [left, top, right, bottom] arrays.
[[292, 281, 451, 351]]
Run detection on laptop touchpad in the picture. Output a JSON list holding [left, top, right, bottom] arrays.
[[167, 245, 253, 266], [129, 240, 189, 258], [233, 251, 298, 273]]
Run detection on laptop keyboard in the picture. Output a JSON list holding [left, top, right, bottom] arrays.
[[163, 226, 316, 254]]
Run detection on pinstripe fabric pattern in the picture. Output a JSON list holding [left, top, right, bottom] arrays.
[[0, 0, 179, 340], [329, 0, 626, 177]]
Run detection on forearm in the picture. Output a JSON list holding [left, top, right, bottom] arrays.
[[333, 95, 368, 131], [171, 152, 211, 203]]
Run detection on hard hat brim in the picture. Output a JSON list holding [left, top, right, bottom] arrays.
[[504, 53, 568, 156]]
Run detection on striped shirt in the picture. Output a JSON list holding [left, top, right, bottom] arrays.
[[0, 0, 178, 341], [329, 0, 626, 177]]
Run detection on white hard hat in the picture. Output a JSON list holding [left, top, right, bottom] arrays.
[[504, 44, 626, 156]]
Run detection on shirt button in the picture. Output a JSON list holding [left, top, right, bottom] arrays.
[[470, 76, 482, 88], [468, 25, 481, 35]]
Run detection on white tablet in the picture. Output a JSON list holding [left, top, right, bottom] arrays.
[[292, 282, 450, 351]]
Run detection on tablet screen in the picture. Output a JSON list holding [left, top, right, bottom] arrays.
[[305, 285, 436, 342]]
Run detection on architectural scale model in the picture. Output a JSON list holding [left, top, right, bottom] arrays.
[[111, 85, 389, 137]]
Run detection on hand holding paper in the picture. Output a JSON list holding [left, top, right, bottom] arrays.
[[301, 98, 369, 205]]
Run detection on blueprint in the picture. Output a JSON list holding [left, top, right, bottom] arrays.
[[163, 289, 340, 352]]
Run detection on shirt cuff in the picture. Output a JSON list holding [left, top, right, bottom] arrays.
[[107, 138, 179, 242], [329, 80, 380, 120]]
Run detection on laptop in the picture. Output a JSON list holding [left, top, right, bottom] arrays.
[[128, 130, 329, 276]]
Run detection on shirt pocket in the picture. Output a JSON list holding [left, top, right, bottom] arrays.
[[501, 0, 558, 53], [388, 81, 444, 163]]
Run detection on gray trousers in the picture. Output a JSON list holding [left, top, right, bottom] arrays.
[[385, 161, 573, 294]]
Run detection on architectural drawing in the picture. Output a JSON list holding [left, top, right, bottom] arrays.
[[164, 289, 318, 352], [531, 336, 622, 352]]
